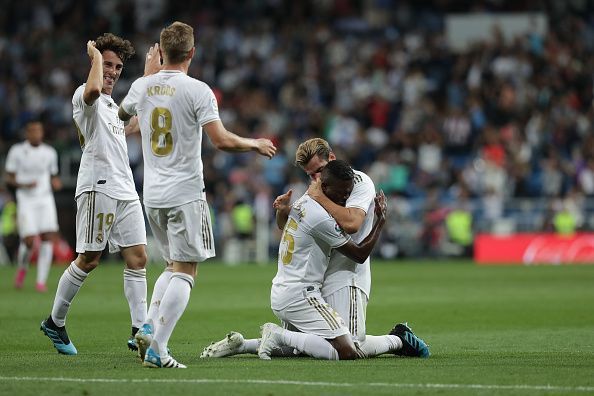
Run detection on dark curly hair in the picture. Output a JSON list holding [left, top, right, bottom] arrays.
[[95, 33, 135, 63], [322, 159, 354, 182]]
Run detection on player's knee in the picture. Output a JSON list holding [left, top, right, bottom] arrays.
[[337, 345, 357, 360], [40, 232, 56, 242], [23, 237, 35, 249], [125, 251, 147, 270], [76, 255, 100, 272], [334, 341, 357, 360]]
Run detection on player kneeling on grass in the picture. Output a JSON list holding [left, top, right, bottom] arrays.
[[202, 161, 429, 360], [202, 321, 429, 360]]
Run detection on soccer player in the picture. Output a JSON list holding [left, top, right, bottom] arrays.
[[118, 21, 276, 368], [5, 120, 62, 293], [40, 34, 149, 356], [202, 139, 429, 359], [262, 159, 387, 360]]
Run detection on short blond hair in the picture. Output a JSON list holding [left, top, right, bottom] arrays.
[[160, 21, 194, 64], [295, 138, 332, 167]]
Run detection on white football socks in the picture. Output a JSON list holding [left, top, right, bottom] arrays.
[[146, 268, 173, 325], [16, 242, 31, 270], [36, 241, 53, 286], [279, 329, 339, 360], [240, 339, 260, 354], [358, 335, 402, 358], [51, 262, 88, 327], [236, 338, 295, 357], [152, 272, 194, 357], [123, 268, 147, 329]]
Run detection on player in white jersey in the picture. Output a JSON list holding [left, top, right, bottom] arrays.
[[201, 139, 429, 359], [286, 138, 429, 358], [118, 21, 276, 369], [261, 160, 388, 360], [5, 120, 62, 293], [41, 33, 149, 356], [295, 139, 375, 344]]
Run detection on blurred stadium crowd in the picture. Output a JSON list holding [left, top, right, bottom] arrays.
[[2, 0, 594, 259]]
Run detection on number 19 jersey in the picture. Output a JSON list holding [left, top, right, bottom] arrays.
[[73, 85, 138, 200], [120, 70, 220, 208]]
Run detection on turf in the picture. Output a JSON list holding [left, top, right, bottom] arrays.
[[0, 260, 593, 395]]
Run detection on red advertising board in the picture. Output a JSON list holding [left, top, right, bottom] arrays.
[[474, 233, 594, 264]]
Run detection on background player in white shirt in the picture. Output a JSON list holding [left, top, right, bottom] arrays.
[[41, 33, 149, 356], [118, 21, 276, 368], [5, 120, 62, 293]]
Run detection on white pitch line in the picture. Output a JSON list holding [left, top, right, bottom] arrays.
[[0, 376, 593, 393]]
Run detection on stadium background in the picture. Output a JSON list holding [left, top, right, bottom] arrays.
[[2, 0, 594, 263]]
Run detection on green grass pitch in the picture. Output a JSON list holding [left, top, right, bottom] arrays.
[[1, 260, 593, 395]]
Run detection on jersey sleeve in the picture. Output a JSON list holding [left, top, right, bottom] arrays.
[[195, 83, 220, 126], [49, 147, 59, 176], [120, 78, 143, 116], [311, 215, 351, 249], [346, 172, 375, 213], [72, 84, 97, 117], [72, 85, 97, 144], [4, 146, 18, 173]]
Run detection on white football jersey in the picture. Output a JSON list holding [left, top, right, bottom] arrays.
[[271, 194, 351, 311], [120, 70, 220, 208], [5, 141, 58, 202], [321, 170, 375, 299], [72, 85, 138, 200]]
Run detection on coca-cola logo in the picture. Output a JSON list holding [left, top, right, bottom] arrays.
[[475, 233, 594, 264], [523, 235, 594, 264]]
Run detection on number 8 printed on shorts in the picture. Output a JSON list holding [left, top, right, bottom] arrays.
[[151, 107, 174, 156]]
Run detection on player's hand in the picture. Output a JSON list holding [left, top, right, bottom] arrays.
[[51, 177, 62, 191], [273, 190, 293, 211], [124, 116, 140, 135], [87, 40, 101, 61], [307, 179, 323, 200], [22, 181, 37, 189], [144, 43, 162, 76], [374, 190, 387, 222], [254, 138, 276, 159]]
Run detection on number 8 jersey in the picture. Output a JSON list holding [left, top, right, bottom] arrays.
[[120, 70, 220, 208]]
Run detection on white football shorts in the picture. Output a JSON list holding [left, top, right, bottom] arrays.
[[16, 196, 58, 238], [75, 191, 146, 253], [273, 289, 350, 339], [325, 286, 368, 343], [145, 199, 215, 263]]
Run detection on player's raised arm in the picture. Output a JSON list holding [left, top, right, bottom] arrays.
[[83, 41, 103, 106], [203, 120, 276, 158], [273, 189, 293, 229], [144, 43, 163, 76]]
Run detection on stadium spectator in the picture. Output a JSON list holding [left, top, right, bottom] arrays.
[[41, 33, 148, 356], [118, 21, 276, 368], [3, 2, 594, 258], [5, 120, 62, 292], [0, 196, 18, 264]]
